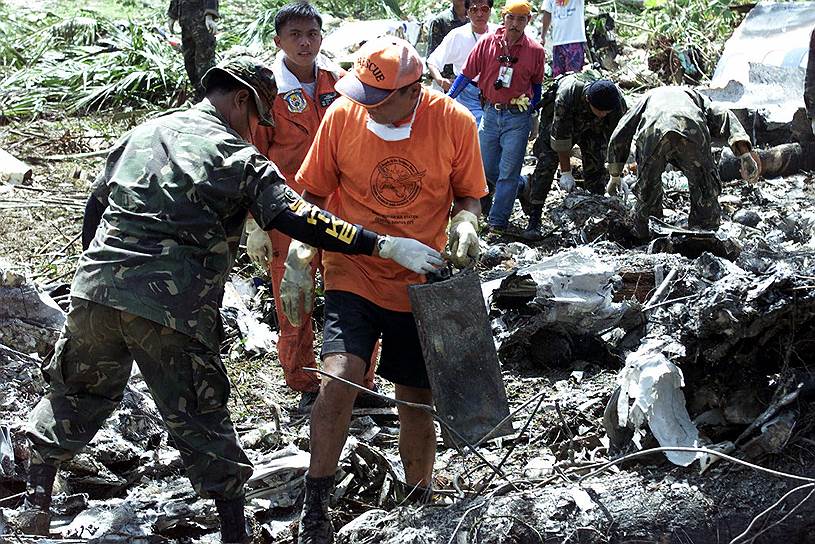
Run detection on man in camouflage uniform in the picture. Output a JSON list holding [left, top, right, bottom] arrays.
[[426, 0, 468, 82], [606, 86, 759, 236], [805, 27, 815, 136], [168, 0, 219, 100], [12, 57, 441, 543], [526, 75, 626, 233]]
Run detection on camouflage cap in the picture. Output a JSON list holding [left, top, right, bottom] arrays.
[[201, 56, 277, 126]]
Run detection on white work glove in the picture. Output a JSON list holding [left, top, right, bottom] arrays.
[[205, 13, 217, 34], [558, 171, 576, 192], [279, 240, 317, 327], [811, 119, 815, 137], [377, 236, 444, 274], [245, 217, 273, 267], [446, 210, 480, 268], [738, 151, 759, 183], [605, 175, 621, 196], [529, 114, 540, 142], [167, 17, 177, 33]]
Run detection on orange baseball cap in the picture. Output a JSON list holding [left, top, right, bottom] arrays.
[[335, 36, 423, 107]]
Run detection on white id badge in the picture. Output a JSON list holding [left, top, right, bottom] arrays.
[[497, 66, 514, 88]]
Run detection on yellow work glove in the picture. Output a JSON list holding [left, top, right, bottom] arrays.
[[279, 240, 317, 327], [510, 95, 530, 112], [446, 210, 480, 268], [245, 217, 273, 267]]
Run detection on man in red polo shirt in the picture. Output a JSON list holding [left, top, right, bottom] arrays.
[[449, 0, 545, 236]]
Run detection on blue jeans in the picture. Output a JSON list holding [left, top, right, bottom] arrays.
[[478, 104, 532, 228], [456, 84, 483, 126]]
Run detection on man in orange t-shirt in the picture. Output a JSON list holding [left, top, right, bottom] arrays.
[[282, 37, 488, 543], [244, 2, 379, 412]]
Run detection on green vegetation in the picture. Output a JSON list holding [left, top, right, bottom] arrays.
[[0, 0, 749, 123], [640, 0, 741, 82]]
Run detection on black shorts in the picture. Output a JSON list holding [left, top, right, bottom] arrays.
[[321, 290, 430, 389]]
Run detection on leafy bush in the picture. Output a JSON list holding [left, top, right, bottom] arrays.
[[0, 9, 187, 121]]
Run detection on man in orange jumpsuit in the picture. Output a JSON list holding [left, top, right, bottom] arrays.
[[246, 1, 377, 411]]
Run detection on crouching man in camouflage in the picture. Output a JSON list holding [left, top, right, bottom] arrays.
[[526, 74, 626, 234], [606, 86, 759, 237], [12, 57, 442, 544]]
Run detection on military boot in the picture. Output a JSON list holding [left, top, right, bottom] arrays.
[[216, 496, 250, 544], [297, 475, 334, 544], [9, 463, 57, 536], [524, 204, 545, 239]]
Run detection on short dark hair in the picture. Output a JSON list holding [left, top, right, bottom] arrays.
[[203, 70, 250, 96], [274, 1, 323, 34], [464, 0, 495, 11]]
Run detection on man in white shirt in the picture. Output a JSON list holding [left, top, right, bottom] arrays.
[[427, 0, 496, 124], [540, 0, 586, 76]]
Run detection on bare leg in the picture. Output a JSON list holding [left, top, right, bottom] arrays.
[[307, 353, 365, 477], [395, 384, 435, 486]]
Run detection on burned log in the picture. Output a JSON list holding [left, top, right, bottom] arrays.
[[719, 143, 815, 182]]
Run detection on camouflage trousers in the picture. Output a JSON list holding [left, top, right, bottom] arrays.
[[635, 131, 722, 229], [180, 13, 215, 100], [27, 298, 252, 500], [529, 106, 609, 205]]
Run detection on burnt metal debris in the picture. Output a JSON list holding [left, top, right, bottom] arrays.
[[3, 6, 815, 542]]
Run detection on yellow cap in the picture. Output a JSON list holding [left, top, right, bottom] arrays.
[[501, 0, 532, 15]]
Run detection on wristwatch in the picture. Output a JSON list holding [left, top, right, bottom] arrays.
[[376, 234, 391, 256]]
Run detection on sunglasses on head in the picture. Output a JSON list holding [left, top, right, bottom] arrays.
[[498, 55, 518, 63], [468, 5, 491, 13]]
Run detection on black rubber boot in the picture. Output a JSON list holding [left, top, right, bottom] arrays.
[[10, 463, 57, 536], [297, 475, 334, 544], [526, 205, 543, 233], [215, 496, 249, 544]]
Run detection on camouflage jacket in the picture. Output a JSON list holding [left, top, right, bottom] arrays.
[[805, 28, 815, 119], [606, 86, 751, 177], [72, 101, 373, 352], [426, 7, 467, 79], [548, 73, 627, 153], [167, 0, 219, 20]]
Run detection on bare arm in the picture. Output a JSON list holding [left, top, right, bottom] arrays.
[[427, 63, 452, 92], [451, 195, 481, 218], [540, 11, 552, 45], [301, 189, 328, 209]]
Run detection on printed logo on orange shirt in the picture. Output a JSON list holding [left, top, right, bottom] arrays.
[[370, 157, 426, 208]]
